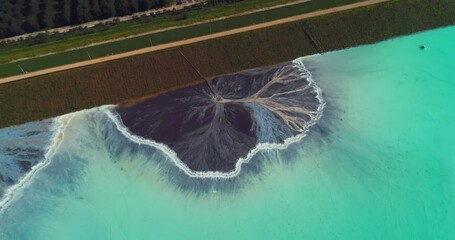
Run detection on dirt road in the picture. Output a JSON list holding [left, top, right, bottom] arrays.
[[0, 0, 389, 85], [6, 0, 311, 64]]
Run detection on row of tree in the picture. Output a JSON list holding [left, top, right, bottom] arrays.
[[0, 0, 168, 39], [208, 0, 242, 4]]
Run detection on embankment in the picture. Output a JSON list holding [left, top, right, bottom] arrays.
[[0, 0, 454, 128]]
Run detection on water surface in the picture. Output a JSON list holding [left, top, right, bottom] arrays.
[[0, 26, 454, 239]]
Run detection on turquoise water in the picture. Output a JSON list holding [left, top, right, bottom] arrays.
[[0, 26, 454, 239]]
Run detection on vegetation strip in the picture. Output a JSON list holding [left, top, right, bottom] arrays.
[[0, 0, 363, 78], [0, 0, 454, 129], [0, 0, 387, 84], [0, 0, 171, 39]]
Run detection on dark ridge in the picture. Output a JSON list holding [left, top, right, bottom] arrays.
[[24, 131, 41, 137], [303, 23, 322, 54], [5, 147, 21, 155], [6, 177, 14, 184], [6, 147, 43, 157], [18, 161, 32, 172]]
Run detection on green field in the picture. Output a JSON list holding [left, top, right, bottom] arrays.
[[0, 0, 361, 78], [0, 0, 297, 65]]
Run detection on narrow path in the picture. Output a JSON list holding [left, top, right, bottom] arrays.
[[0, 0, 389, 85]]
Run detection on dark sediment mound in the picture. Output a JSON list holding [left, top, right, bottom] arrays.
[[116, 60, 324, 174]]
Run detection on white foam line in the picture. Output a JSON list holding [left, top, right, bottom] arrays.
[[104, 60, 325, 179], [0, 113, 75, 215]]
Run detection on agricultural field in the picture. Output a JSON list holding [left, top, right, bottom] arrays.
[[0, 0, 454, 128], [0, 0, 362, 78], [0, 0, 170, 39], [0, 0, 299, 65]]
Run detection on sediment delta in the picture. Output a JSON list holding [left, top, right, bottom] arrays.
[[114, 60, 323, 175]]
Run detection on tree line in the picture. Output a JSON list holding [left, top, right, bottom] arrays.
[[0, 0, 168, 39], [208, 0, 241, 4]]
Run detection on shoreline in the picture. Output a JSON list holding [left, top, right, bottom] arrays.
[[0, 114, 74, 215]]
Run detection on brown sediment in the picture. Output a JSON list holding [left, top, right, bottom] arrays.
[[1, 0, 454, 129]]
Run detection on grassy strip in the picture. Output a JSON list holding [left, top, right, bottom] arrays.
[[0, 0, 361, 78], [0, 0, 301, 63], [0, 0, 454, 128]]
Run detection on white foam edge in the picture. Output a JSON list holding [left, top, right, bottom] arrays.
[[0, 113, 75, 215]]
